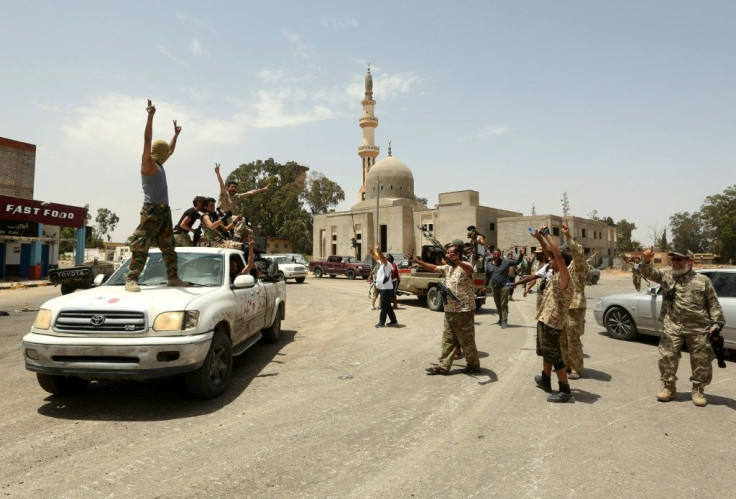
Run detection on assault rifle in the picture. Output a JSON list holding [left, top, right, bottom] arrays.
[[709, 326, 727, 369]]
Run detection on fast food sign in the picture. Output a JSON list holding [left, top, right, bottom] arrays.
[[0, 195, 87, 228]]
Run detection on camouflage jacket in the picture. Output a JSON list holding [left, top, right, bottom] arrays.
[[640, 264, 725, 334], [565, 237, 589, 310]]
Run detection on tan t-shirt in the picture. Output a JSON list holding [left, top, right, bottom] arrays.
[[437, 264, 475, 313]]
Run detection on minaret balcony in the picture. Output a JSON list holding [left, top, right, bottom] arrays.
[[359, 116, 378, 128], [358, 145, 380, 156]]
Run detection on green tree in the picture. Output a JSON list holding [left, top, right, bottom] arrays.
[[669, 211, 704, 253], [303, 172, 345, 214], [228, 158, 313, 254], [95, 208, 120, 243], [699, 185, 736, 261], [59, 226, 76, 254], [616, 219, 641, 253], [659, 228, 669, 252]]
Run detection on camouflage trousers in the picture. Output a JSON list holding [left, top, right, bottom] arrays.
[[492, 285, 510, 323], [632, 272, 641, 292], [127, 203, 177, 282], [173, 232, 193, 247], [439, 311, 480, 372], [211, 239, 243, 250], [537, 321, 565, 370], [659, 329, 715, 386], [560, 308, 586, 373]]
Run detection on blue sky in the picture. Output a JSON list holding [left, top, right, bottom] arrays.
[[2, 1, 734, 246]]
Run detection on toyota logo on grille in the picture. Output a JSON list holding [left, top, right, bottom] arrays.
[[90, 314, 106, 326]]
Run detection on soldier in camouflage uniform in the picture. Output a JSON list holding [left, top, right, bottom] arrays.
[[560, 219, 589, 380], [640, 247, 725, 407], [126, 100, 186, 292], [413, 244, 480, 375], [531, 226, 575, 403], [624, 255, 643, 292], [214, 163, 270, 241], [199, 197, 244, 249]]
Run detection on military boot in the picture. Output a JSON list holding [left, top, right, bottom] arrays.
[[691, 384, 707, 407], [167, 277, 187, 287], [125, 280, 141, 293], [656, 381, 676, 402], [535, 372, 552, 393]]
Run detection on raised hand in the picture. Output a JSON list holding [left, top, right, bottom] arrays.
[[642, 246, 655, 263], [173, 120, 181, 135], [146, 99, 156, 114]]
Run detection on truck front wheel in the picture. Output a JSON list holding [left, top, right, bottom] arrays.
[[427, 287, 444, 312], [185, 331, 233, 399], [346, 270, 356, 280], [36, 373, 90, 395], [314, 268, 323, 278], [60, 283, 75, 295]]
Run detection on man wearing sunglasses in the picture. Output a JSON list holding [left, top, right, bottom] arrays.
[[640, 247, 725, 407]]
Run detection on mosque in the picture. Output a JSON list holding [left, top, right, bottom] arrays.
[[311, 67, 616, 264]]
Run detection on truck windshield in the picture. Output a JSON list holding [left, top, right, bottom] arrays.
[[106, 253, 224, 287]]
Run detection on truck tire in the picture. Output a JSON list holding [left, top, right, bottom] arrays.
[[329, 274, 336, 278], [185, 331, 233, 399], [36, 373, 90, 395], [314, 268, 323, 278], [295, 277, 305, 284], [475, 300, 482, 311], [60, 283, 75, 295], [346, 270, 356, 280], [262, 313, 281, 343], [427, 287, 444, 312]]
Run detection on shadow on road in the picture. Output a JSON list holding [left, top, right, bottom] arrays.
[[571, 389, 602, 404], [581, 368, 613, 382], [35, 330, 297, 422]]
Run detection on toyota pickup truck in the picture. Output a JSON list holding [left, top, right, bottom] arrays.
[[397, 228, 486, 312], [48, 259, 116, 294], [309, 255, 372, 279], [22, 247, 286, 399]]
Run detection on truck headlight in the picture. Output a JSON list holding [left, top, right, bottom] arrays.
[[33, 309, 53, 330], [153, 311, 200, 332]]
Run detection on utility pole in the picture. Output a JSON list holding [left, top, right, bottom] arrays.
[[375, 176, 380, 249]]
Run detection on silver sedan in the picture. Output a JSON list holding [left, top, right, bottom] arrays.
[[593, 268, 735, 350]]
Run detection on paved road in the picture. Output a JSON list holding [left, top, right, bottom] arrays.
[[1, 272, 734, 498]]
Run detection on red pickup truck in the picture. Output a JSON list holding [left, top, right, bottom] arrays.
[[309, 255, 372, 280]]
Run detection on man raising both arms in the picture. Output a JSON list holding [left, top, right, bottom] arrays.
[[215, 163, 270, 241], [125, 100, 186, 292]]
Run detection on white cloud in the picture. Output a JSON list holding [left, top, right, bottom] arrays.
[[345, 69, 424, 101], [37, 103, 61, 112], [156, 45, 190, 69], [322, 17, 359, 30], [187, 39, 206, 57], [282, 30, 316, 59], [473, 125, 517, 138]]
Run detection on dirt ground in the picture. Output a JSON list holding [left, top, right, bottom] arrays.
[[1, 272, 734, 498]]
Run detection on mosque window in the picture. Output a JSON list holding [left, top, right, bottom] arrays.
[[390, 185, 393, 190], [489, 223, 495, 231]]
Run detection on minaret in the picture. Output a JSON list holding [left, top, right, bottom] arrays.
[[358, 64, 379, 201]]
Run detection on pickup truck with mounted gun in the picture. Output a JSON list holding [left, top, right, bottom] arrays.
[[398, 228, 487, 312]]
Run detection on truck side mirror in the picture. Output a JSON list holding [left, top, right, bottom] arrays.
[[93, 274, 106, 287]]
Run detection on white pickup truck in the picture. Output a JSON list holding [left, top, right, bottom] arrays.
[[22, 247, 286, 398]]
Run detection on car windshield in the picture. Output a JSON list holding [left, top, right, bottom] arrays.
[[106, 252, 224, 287]]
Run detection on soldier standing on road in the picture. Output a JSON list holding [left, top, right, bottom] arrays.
[[467, 225, 487, 272], [483, 248, 525, 328], [640, 247, 725, 407], [531, 225, 575, 403], [559, 219, 589, 380], [214, 163, 270, 241], [624, 255, 643, 292], [413, 244, 480, 375], [125, 100, 186, 292]]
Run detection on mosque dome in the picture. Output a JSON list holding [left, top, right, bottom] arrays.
[[364, 153, 414, 200]]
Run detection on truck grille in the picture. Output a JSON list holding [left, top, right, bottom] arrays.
[[54, 310, 147, 333]]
